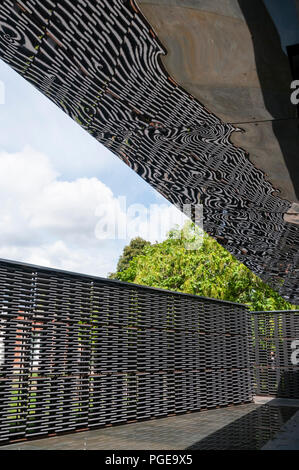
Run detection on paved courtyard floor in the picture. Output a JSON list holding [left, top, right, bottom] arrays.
[[1, 398, 299, 450]]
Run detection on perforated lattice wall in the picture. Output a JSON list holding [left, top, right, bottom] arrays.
[[0, 0, 298, 302], [0, 259, 252, 445]]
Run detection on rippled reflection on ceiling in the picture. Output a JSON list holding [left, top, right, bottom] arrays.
[[0, 0, 298, 302]]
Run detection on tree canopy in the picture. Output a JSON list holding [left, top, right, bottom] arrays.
[[110, 222, 298, 311]]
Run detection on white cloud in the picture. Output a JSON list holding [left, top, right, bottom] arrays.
[[0, 147, 187, 277]]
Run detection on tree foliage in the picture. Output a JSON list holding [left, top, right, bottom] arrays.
[[111, 222, 298, 311], [109, 236, 151, 278]]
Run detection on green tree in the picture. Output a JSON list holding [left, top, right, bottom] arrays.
[[112, 221, 298, 311], [109, 236, 151, 278]]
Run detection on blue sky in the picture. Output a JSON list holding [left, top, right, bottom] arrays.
[[0, 60, 186, 276]]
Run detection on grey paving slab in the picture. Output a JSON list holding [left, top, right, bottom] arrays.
[[1, 401, 298, 450], [258, 398, 299, 408]]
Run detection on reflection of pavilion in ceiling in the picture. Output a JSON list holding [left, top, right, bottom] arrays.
[[0, 0, 298, 302]]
